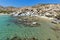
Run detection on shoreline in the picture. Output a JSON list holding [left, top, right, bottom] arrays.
[[0, 13, 11, 16]]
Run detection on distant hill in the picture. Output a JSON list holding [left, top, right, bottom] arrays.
[[0, 4, 60, 14]]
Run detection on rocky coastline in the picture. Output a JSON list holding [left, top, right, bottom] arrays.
[[0, 4, 60, 27], [0, 4, 60, 40]]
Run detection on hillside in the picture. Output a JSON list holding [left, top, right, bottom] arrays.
[[0, 4, 60, 14]]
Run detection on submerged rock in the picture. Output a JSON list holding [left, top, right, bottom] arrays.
[[9, 36, 38, 40], [10, 36, 21, 40], [7, 24, 10, 26]]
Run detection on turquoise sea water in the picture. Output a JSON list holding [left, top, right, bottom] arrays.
[[0, 15, 58, 40]]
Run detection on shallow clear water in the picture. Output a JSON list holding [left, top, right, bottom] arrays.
[[0, 15, 57, 40]]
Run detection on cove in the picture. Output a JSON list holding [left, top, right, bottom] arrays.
[[0, 15, 57, 40]]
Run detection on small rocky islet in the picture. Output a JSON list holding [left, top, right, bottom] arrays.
[[0, 4, 60, 40]]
